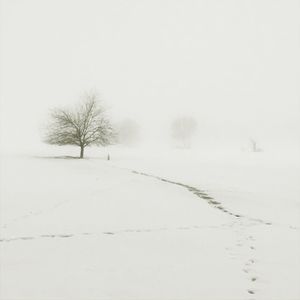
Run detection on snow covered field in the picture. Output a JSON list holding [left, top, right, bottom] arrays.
[[0, 148, 299, 300]]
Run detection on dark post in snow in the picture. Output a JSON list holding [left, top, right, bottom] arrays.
[[44, 92, 115, 158]]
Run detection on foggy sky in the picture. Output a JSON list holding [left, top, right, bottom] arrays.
[[0, 0, 299, 152]]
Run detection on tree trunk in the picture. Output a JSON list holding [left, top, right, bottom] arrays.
[[80, 146, 84, 159]]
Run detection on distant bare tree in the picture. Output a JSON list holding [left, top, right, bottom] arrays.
[[44, 92, 115, 158], [249, 138, 262, 152], [116, 119, 140, 146], [171, 116, 198, 148]]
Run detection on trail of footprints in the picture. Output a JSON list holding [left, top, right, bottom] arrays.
[[131, 170, 268, 299], [1, 169, 270, 299], [0, 224, 229, 243], [239, 229, 258, 297], [225, 223, 258, 298], [131, 170, 272, 226]]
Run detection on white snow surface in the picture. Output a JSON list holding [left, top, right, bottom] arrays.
[[0, 147, 299, 300]]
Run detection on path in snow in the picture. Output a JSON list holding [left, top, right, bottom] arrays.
[[130, 168, 275, 298], [131, 169, 273, 225], [1, 155, 299, 300]]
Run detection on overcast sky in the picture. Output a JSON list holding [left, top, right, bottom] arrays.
[[0, 0, 299, 152]]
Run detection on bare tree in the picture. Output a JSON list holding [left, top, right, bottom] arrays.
[[249, 138, 262, 152], [171, 116, 198, 148], [44, 92, 115, 158]]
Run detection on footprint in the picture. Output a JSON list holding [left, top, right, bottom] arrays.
[[210, 200, 221, 205], [248, 289, 255, 295], [41, 234, 56, 238], [58, 234, 73, 238]]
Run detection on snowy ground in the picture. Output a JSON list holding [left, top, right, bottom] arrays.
[[0, 147, 299, 300]]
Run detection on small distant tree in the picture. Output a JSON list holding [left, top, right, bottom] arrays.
[[171, 116, 198, 148], [249, 138, 262, 152], [44, 92, 115, 158], [116, 119, 140, 146]]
